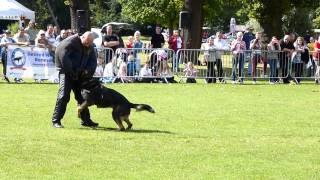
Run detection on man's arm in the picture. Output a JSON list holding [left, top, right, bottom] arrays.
[[85, 47, 98, 76]]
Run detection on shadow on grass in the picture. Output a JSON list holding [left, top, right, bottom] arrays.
[[79, 126, 174, 134]]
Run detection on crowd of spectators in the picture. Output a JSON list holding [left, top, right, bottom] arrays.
[[1, 21, 320, 85]]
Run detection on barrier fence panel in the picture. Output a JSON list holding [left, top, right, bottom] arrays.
[[175, 49, 318, 84], [2, 45, 320, 84], [95, 47, 176, 83]]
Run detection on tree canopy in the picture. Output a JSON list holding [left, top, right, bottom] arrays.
[[13, 0, 320, 47]]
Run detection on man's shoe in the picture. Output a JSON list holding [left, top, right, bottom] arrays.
[[53, 123, 64, 128], [81, 120, 99, 127], [3, 76, 10, 83]]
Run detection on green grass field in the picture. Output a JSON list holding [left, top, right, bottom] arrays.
[[0, 82, 320, 179]]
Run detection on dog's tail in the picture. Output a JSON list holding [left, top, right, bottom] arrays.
[[131, 103, 155, 113]]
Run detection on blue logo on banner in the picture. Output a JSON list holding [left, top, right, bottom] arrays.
[[11, 48, 26, 67]]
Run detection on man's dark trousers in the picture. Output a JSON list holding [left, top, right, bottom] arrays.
[[52, 72, 90, 124]]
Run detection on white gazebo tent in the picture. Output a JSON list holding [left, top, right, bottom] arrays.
[[0, 0, 35, 21]]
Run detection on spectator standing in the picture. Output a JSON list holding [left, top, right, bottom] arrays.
[[313, 35, 320, 84], [203, 37, 216, 83], [0, 30, 16, 83], [24, 20, 38, 45], [13, 28, 29, 45], [52, 32, 99, 128], [242, 27, 255, 76], [102, 25, 120, 63], [230, 32, 246, 84], [151, 25, 165, 48], [45, 24, 56, 46], [267, 36, 281, 84], [168, 30, 183, 52], [55, 29, 68, 44], [53, 26, 60, 38], [307, 37, 316, 77], [280, 34, 295, 84], [250, 31, 263, 84], [168, 30, 183, 71], [125, 36, 134, 48], [291, 36, 305, 84], [133, 31, 143, 72], [214, 31, 230, 83], [35, 30, 50, 49]]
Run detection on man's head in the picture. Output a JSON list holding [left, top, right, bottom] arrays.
[[283, 35, 290, 44], [60, 29, 68, 39], [106, 25, 113, 35], [47, 24, 54, 34], [155, 25, 161, 34], [81, 31, 94, 48]]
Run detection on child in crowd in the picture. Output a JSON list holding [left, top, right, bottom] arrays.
[[183, 61, 198, 83], [127, 54, 136, 76], [126, 36, 134, 48], [94, 56, 104, 77], [101, 62, 115, 83], [157, 60, 176, 83], [114, 61, 132, 83], [139, 61, 154, 83]]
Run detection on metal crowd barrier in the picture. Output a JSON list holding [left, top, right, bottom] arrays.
[[175, 49, 319, 84], [2, 45, 319, 84], [94, 47, 176, 83]]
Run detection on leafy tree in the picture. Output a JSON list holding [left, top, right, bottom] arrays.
[[90, 0, 122, 27], [119, 0, 184, 30], [17, 0, 70, 29], [313, 7, 320, 29]]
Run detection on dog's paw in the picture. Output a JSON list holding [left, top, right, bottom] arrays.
[[126, 124, 132, 130], [119, 127, 125, 131]]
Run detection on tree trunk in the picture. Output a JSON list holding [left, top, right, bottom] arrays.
[[185, 0, 204, 49], [259, 0, 289, 39], [69, 0, 90, 31]]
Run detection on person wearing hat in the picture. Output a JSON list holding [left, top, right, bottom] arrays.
[[0, 30, 16, 83]]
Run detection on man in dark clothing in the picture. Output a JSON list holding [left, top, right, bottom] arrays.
[[52, 32, 99, 128], [151, 25, 165, 48], [242, 27, 255, 76], [102, 25, 120, 63], [279, 34, 295, 84]]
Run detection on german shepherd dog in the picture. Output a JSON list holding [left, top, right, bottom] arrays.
[[78, 78, 155, 131]]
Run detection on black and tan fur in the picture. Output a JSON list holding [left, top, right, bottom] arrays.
[[78, 78, 155, 131]]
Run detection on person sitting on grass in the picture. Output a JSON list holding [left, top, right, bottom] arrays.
[[113, 61, 132, 83], [183, 61, 198, 83], [138, 61, 155, 83], [156, 60, 176, 83]]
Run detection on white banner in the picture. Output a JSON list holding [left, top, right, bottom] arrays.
[[6, 45, 58, 81]]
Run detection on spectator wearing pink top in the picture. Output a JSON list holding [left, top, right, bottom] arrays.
[[230, 31, 246, 84]]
